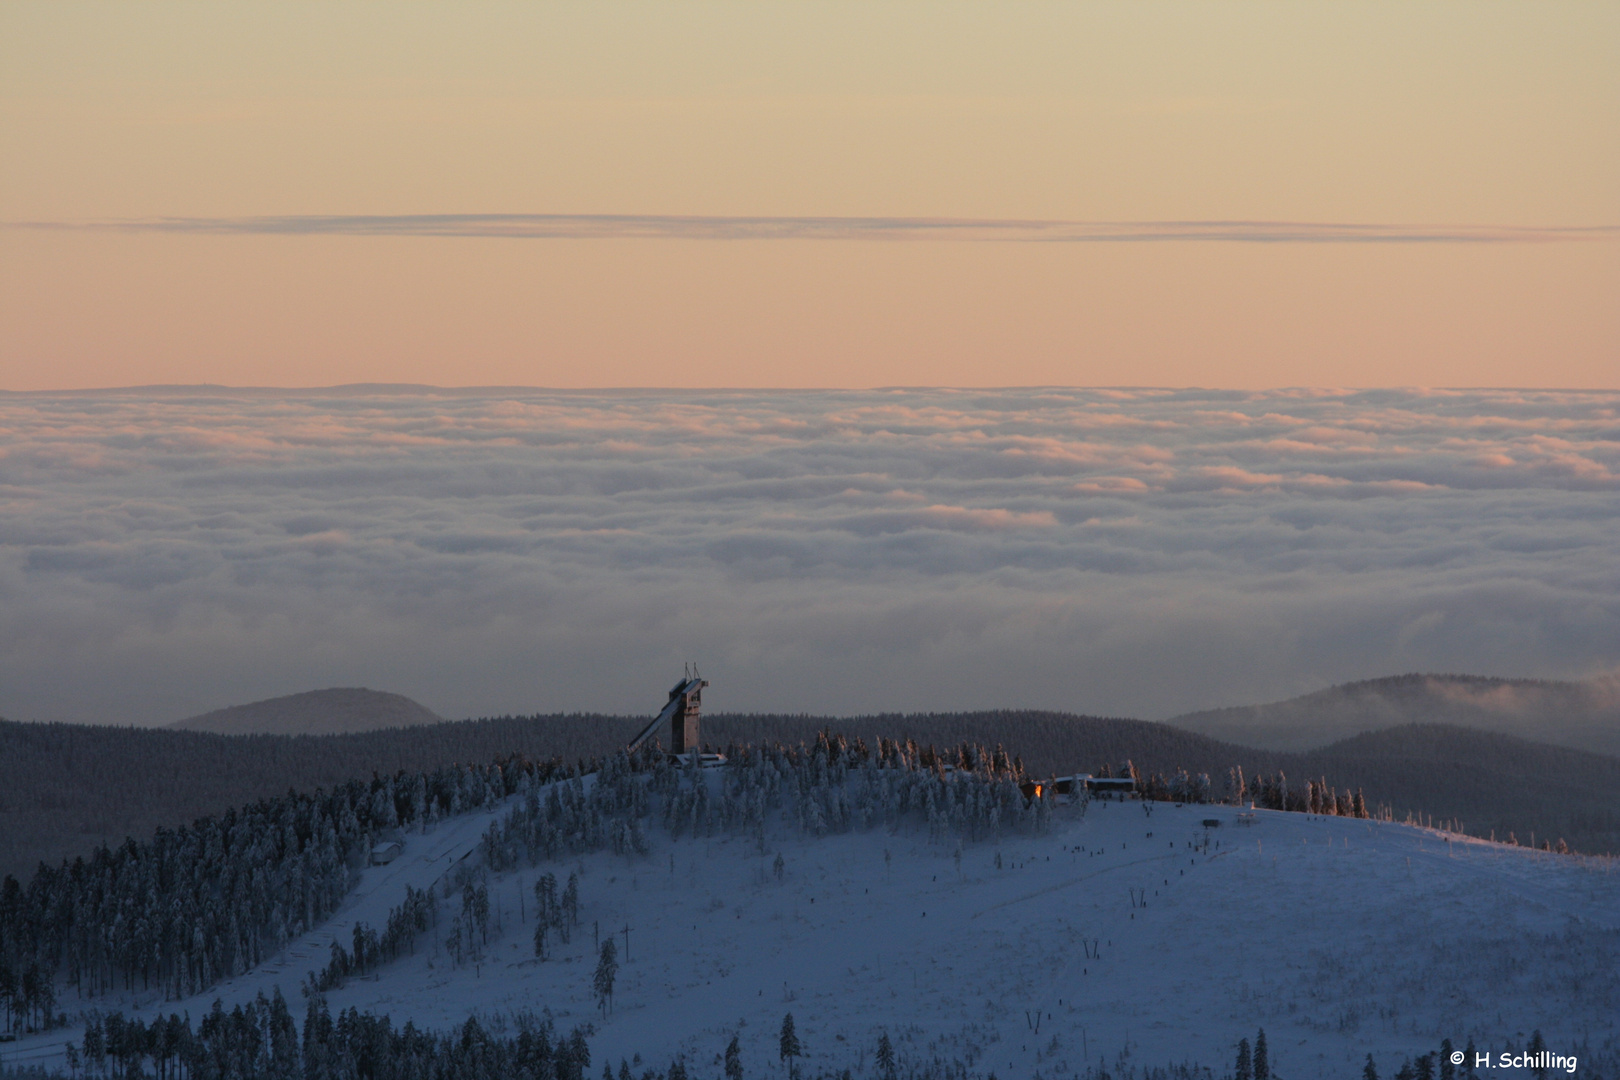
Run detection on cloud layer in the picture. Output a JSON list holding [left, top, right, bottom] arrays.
[[13, 215, 1617, 244], [1, 387, 1616, 726]]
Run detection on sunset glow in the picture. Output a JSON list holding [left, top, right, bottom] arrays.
[[1, 8, 1618, 1071], [4, 2, 1616, 390]]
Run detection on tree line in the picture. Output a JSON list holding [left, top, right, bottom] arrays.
[[5, 708, 1612, 892], [476, 733, 1052, 886], [56, 992, 595, 1080], [0, 754, 581, 1030]]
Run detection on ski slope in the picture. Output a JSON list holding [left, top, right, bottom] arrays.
[[6, 791, 1618, 1077]]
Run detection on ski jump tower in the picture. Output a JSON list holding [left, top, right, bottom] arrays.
[[626, 668, 708, 758]]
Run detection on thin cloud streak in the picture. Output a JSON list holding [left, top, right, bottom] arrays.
[[10, 214, 1618, 244]]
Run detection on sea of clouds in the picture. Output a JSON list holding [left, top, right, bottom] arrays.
[[1, 387, 1615, 726]]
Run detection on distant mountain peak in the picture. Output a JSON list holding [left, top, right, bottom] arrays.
[[1167, 673, 1619, 756], [1283, 672, 1579, 702], [171, 687, 445, 736]]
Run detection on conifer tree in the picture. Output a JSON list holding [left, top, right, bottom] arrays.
[[564, 873, 581, 927], [536, 874, 559, 927], [1365, 1054, 1379, 1080], [593, 938, 618, 1016], [725, 1034, 744, 1080], [779, 1013, 801, 1077], [0, 964, 15, 1035], [472, 884, 490, 945], [565, 1027, 592, 1080], [1528, 1031, 1548, 1080], [1253, 1029, 1269, 1080], [876, 1032, 896, 1080], [1235, 1038, 1252, 1080]]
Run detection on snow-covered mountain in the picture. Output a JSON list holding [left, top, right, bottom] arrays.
[[4, 755, 1615, 1078]]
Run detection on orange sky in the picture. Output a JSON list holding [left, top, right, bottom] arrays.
[[2, 2, 1616, 390]]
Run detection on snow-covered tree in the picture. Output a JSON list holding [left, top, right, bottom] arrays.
[[593, 938, 618, 1016], [876, 1032, 896, 1080], [779, 1013, 800, 1077], [563, 873, 580, 928], [533, 921, 549, 960], [1528, 1032, 1548, 1080]]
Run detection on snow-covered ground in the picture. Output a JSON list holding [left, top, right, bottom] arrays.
[[7, 793, 1619, 1076]]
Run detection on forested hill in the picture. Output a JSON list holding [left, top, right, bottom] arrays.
[[3, 709, 1618, 881], [4, 710, 1233, 879], [1167, 672, 1620, 756], [708, 711, 1204, 775], [0, 714, 642, 881], [710, 713, 1620, 854], [1292, 723, 1620, 853]]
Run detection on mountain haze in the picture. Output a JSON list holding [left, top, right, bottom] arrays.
[[171, 687, 445, 735], [1166, 673, 1620, 756]]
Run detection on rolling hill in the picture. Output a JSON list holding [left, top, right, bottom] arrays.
[[0, 713, 637, 881], [1166, 672, 1620, 756], [171, 687, 446, 735], [3, 770, 1616, 1076]]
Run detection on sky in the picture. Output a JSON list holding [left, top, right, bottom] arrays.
[[2, 2, 1617, 390], [1, 7, 1617, 726], [2, 387, 1615, 727]]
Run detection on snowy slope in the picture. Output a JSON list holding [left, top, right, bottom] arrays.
[[7, 787, 1618, 1077]]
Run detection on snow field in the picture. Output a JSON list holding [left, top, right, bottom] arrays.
[[7, 788, 1618, 1077]]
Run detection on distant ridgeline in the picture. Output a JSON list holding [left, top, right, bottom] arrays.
[[169, 687, 447, 737], [1165, 673, 1620, 757], [0, 714, 643, 883], [2, 709, 1618, 888]]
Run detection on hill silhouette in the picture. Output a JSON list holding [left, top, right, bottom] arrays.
[[1166, 673, 1620, 756], [171, 687, 445, 735]]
